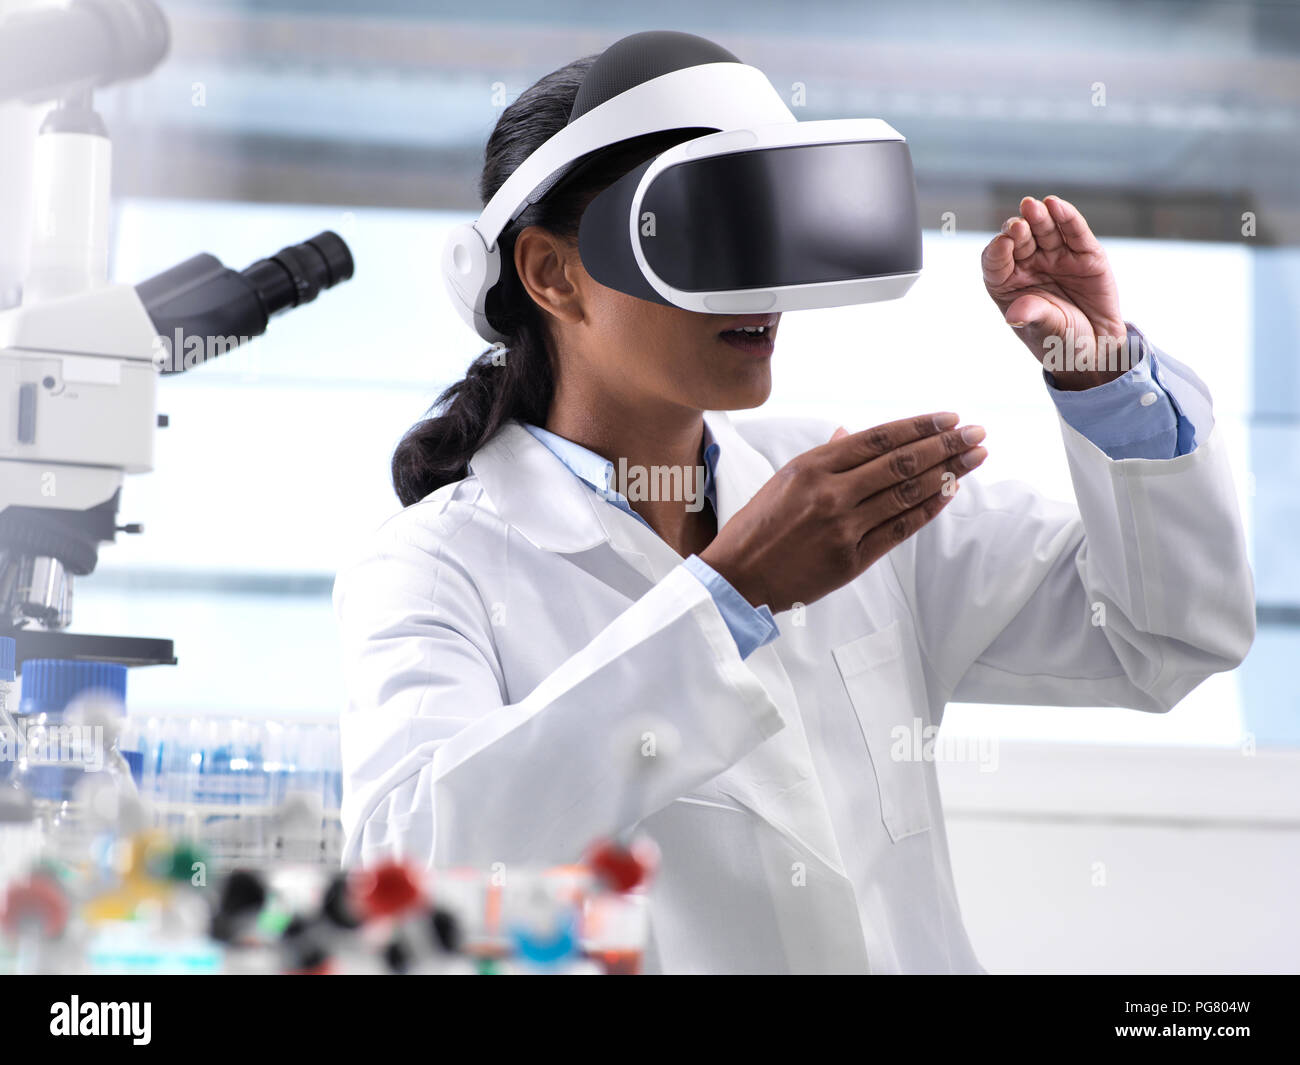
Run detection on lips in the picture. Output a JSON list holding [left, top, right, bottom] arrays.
[[716, 314, 778, 355], [716, 314, 779, 336]]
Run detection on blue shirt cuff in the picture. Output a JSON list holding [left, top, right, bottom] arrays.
[[682, 555, 780, 660], [1043, 323, 1196, 459]]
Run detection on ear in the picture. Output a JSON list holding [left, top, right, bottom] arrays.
[[513, 225, 585, 328]]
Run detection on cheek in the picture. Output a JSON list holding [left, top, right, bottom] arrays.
[[583, 288, 768, 404], [588, 290, 655, 350], [624, 296, 682, 341], [593, 293, 688, 362]]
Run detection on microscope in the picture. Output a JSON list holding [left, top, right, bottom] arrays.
[[0, 0, 355, 671]]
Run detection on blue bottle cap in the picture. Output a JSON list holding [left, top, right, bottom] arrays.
[[122, 749, 144, 787], [19, 659, 127, 717], [0, 637, 14, 683]]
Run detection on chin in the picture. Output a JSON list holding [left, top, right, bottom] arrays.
[[711, 376, 771, 412]]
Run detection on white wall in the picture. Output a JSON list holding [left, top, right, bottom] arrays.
[[938, 742, 1300, 974]]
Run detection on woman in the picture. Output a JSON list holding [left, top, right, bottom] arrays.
[[334, 33, 1254, 974]]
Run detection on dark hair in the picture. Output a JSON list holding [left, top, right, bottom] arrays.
[[391, 56, 705, 506]]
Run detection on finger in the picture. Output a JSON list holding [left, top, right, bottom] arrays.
[[856, 483, 959, 566], [1004, 294, 1072, 360], [1043, 194, 1101, 255], [814, 412, 959, 473], [1020, 196, 1064, 252], [842, 434, 982, 512], [842, 425, 985, 501], [830, 426, 849, 442], [980, 232, 1015, 286], [861, 444, 987, 522], [1000, 215, 1036, 260], [1004, 292, 1058, 330]]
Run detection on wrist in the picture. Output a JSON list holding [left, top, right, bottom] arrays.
[[697, 546, 766, 611], [1050, 368, 1126, 391]]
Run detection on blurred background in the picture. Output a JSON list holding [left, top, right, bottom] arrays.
[[3, 0, 1296, 971]]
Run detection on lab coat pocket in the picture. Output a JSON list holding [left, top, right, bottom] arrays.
[[832, 621, 932, 842]]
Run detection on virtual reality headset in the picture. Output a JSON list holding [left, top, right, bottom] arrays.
[[443, 37, 923, 342]]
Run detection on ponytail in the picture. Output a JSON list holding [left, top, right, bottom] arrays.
[[391, 322, 553, 506]]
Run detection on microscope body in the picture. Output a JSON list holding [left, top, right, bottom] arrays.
[[0, 282, 160, 632], [1, 281, 160, 507]]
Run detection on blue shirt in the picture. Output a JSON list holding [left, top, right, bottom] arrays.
[[524, 322, 1206, 659]]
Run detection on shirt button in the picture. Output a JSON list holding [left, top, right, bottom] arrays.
[[1140, 391, 1158, 407]]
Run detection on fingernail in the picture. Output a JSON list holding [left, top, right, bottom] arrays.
[[961, 425, 986, 445], [933, 412, 959, 430], [1007, 320, 1029, 328], [831, 426, 849, 440], [961, 446, 987, 468]]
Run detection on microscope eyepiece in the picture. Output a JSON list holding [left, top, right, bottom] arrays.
[[240, 231, 355, 317], [136, 231, 354, 374]]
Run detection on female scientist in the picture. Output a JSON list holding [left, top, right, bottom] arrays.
[[333, 32, 1255, 974]]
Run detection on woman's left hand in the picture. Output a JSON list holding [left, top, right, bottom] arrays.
[[981, 195, 1128, 391]]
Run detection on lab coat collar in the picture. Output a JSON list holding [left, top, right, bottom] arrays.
[[467, 411, 775, 555], [467, 421, 611, 553]]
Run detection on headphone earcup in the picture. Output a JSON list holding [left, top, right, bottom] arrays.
[[441, 223, 505, 342]]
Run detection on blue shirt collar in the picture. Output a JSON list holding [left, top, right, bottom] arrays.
[[522, 422, 720, 514]]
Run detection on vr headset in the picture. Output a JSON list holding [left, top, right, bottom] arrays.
[[443, 36, 922, 342]]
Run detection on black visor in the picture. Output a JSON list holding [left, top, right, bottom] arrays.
[[579, 137, 922, 305]]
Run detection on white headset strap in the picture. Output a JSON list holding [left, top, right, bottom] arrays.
[[475, 62, 797, 249]]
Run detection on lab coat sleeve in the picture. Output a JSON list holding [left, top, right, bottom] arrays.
[[891, 396, 1256, 714], [333, 510, 786, 870]]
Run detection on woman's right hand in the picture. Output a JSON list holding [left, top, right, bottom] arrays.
[[698, 413, 988, 614]]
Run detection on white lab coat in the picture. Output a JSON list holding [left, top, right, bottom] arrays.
[[333, 402, 1254, 974]]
